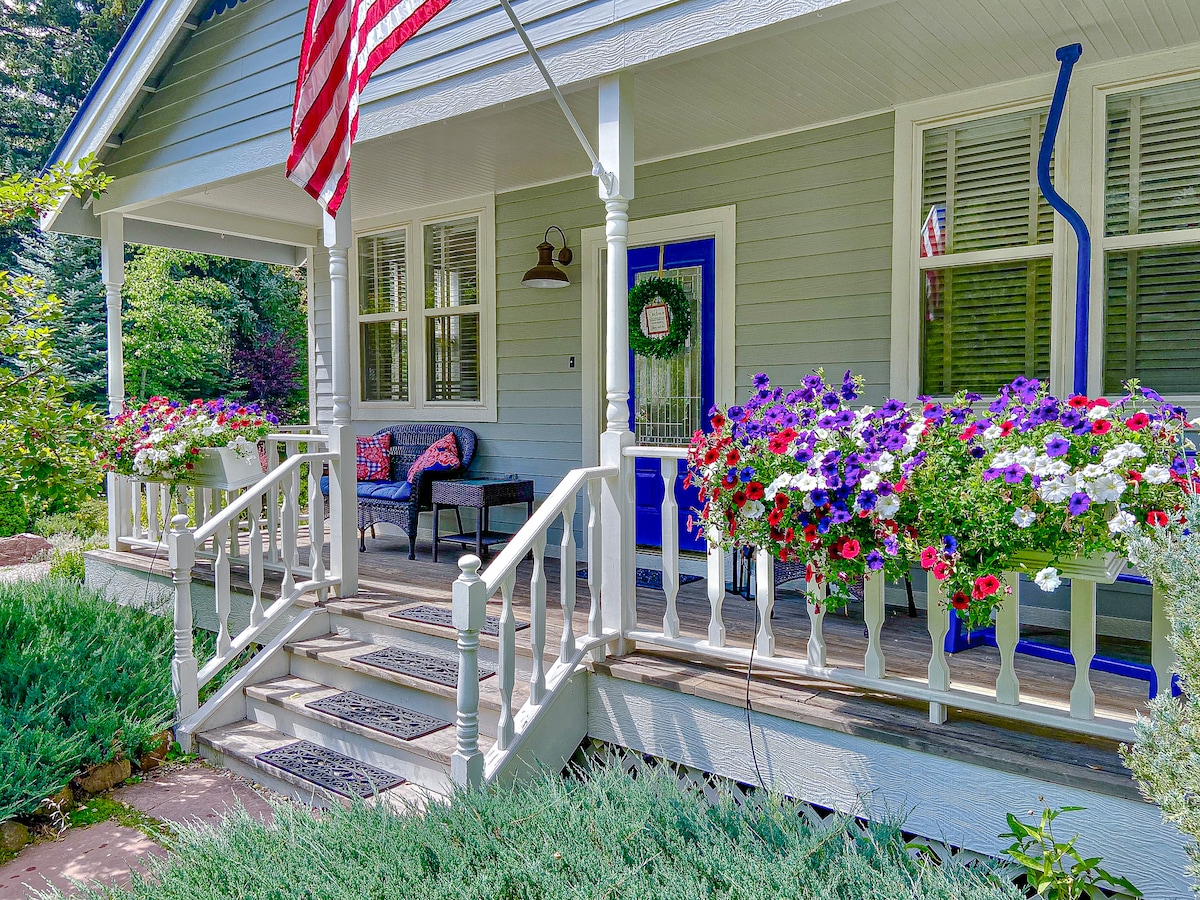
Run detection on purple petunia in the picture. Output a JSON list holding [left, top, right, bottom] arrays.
[[866, 550, 885, 570], [832, 409, 855, 428], [802, 374, 823, 390], [1002, 465, 1026, 484], [1067, 492, 1091, 516], [880, 399, 905, 417], [1044, 435, 1070, 458], [753, 373, 770, 389], [883, 535, 900, 556], [858, 490, 877, 511], [982, 468, 1003, 482], [793, 447, 813, 464], [821, 391, 841, 410], [810, 489, 829, 507], [943, 535, 957, 553], [840, 370, 858, 401], [740, 467, 756, 481], [969, 445, 986, 459], [727, 405, 746, 421], [830, 508, 853, 525]]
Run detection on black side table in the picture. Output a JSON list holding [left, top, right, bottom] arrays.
[[431, 477, 535, 562]]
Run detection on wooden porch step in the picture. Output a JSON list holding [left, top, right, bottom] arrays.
[[285, 633, 531, 714], [593, 649, 1140, 801], [195, 720, 437, 811]]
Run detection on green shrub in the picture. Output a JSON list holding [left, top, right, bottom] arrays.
[[33, 497, 108, 540], [48, 548, 86, 583], [0, 579, 179, 820], [63, 767, 1022, 900], [0, 492, 29, 537]]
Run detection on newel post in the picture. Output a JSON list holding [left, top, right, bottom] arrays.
[[597, 72, 636, 654], [101, 213, 128, 551], [324, 201, 358, 596], [168, 514, 199, 744], [451, 555, 487, 787]]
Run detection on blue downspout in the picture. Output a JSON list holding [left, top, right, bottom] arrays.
[[1036, 43, 1091, 397]]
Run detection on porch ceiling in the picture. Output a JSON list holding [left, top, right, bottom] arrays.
[[153, 0, 1200, 235]]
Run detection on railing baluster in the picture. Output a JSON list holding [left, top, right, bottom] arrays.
[[1151, 582, 1174, 698], [705, 529, 726, 647], [530, 532, 548, 704], [288, 467, 302, 573], [754, 548, 775, 657], [806, 576, 826, 666], [147, 483, 161, 541], [247, 492, 265, 626], [280, 468, 298, 599], [586, 479, 602, 642], [168, 515, 198, 734], [451, 556, 486, 788], [863, 571, 886, 679], [213, 519, 232, 655], [559, 498, 577, 662], [1069, 577, 1097, 718], [659, 458, 680, 639], [995, 571, 1021, 706], [497, 570, 517, 750], [266, 450, 281, 564], [926, 582, 951, 724], [229, 488, 244, 559], [309, 462, 327, 601]]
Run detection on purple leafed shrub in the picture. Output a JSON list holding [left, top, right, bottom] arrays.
[[231, 327, 301, 416]]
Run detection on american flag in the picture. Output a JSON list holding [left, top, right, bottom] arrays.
[[919, 204, 946, 319], [287, 0, 452, 215]]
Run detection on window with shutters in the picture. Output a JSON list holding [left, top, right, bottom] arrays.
[[917, 108, 1055, 395], [353, 199, 495, 419], [1102, 79, 1200, 395]]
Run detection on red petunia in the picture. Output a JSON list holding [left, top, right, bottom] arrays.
[[841, 538, 861, 559], [951, 592, 970, 611], [958, 424, 978, 441], [999, 420, 1015, 437], [745, 481, 765, 501], [711, 413, 726, 429], [725, 448, 740, 466], [1125, 412, 1150, 432], [703, 448, 719, 465], [1091, 419, 1112, 435], [1128, 469, 1143, 483], [774, 493, 790, 509], [1147, 510, 1169, 527], [732, 490, 748, 509], [722, 473, 737, 490], [1068, 395, 1090, 409], [932, 560, 952, 581], [803, 524, 819, 543], [767, 508, 786, 527], [974, 574, 1001, 597], [919, 546, 939, 569]]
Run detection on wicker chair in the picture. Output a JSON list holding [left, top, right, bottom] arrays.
[[322, 424, 477, 559]]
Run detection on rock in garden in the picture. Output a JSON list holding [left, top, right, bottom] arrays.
[[0, 820, 31, 852], [0, 533, 53, 567], [75, 758, 131, 795], [138, 732, 171, 772]]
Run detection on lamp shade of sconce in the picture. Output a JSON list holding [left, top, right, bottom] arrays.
[[521, 225, 573, 288]]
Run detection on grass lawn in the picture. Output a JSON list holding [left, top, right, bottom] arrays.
[[0, 578, 182, 821], [59, 766, 1023, 900]]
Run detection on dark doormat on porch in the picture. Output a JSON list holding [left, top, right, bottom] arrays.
[[389, 603, 529, 636], [256, 740, 405, 798], [576, 567, 703, 591]]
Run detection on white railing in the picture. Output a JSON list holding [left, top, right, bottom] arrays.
[[450, 465, 618, 786], [168, 449, 339, 720], [621, 446, 1172, 743], [113, 433, 328, 576]]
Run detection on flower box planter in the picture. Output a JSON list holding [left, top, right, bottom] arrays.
[[180, 446, 265, 491], [1009, 550, 1127, 584]]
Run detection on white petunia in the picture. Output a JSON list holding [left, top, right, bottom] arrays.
[[1044, 459, 1071, 477], [1143, 465, 1171, 484], [1012, 508, 1036, 528], [1033, 566, 1063, 592], [875, 494, 901, 519], [983, 424, 1003, 441], [1087, 473, 1126, 503], [1117, 442, 1145, 460], [992, 451, 1015, 468], [1108, 511, 1137, 534], [1014, 447, 1036, 468], [791, 473, 819, 492], [1087, 405, 1111, 420], [743, 500, 765, 520], [1039, 479, 1073, 503], [766, 474, 791, 497], [860, 472, 881, 491], [1102, 448, 1126, 470], [870, 452, 896, 474]]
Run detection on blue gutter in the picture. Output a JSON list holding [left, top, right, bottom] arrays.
[[1036, 43, 1092, 397]]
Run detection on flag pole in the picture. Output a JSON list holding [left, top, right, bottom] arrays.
[[496, 0, 616, 194]]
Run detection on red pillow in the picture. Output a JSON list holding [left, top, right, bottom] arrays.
[[407, 433, 460, 483], [356, 434, 392, 481]]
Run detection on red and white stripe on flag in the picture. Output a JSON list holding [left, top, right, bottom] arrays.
[[287, 0, 451, 216]]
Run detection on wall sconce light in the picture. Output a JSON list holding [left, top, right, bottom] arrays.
[[521, 226, 573, 288]]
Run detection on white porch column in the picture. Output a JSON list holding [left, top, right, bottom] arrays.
[[324, 200, 359, 596], [101, 213, 128, 550], [597, 73, 635, 649]]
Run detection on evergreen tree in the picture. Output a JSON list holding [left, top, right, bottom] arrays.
[[15, 230, 107, 405]]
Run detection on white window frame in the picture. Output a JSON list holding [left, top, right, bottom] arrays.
[[351, 194, 497, 422], [893, 48, 1200, 405]]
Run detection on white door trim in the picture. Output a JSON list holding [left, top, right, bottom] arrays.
[[581, 205, 737, 467]]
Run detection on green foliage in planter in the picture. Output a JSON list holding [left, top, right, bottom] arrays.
[[1124, 489, 1200, 882], [67, 767, 1022, 900], [0, 579, 180, 820]]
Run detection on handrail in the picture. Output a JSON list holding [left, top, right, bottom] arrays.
[[479, 465, 616, 594], [267, 432, 329, 444], [193, 451, 333, 546], [623, 445, 686, 459]]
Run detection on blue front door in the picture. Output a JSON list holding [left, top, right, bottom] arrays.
[[628, 238, 716, 553]]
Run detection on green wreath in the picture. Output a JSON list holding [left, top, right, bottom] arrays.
[[628, 277, 692, 359]]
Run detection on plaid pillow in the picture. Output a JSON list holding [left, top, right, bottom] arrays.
[[407, 433, 460, 483], [356, 434, 392, 481]]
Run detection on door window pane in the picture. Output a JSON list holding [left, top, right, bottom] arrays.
[[633, 265, 702, 446]]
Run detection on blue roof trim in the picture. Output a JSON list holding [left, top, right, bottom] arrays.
[[201, 0, 250, 20], [45, 0, 164, 170]]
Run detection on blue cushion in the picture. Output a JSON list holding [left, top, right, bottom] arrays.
[[357, 480, 412, 502], [318, 475, 412, 503]]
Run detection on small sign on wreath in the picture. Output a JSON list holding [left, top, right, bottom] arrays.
[[628, 277, 692, 359]]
